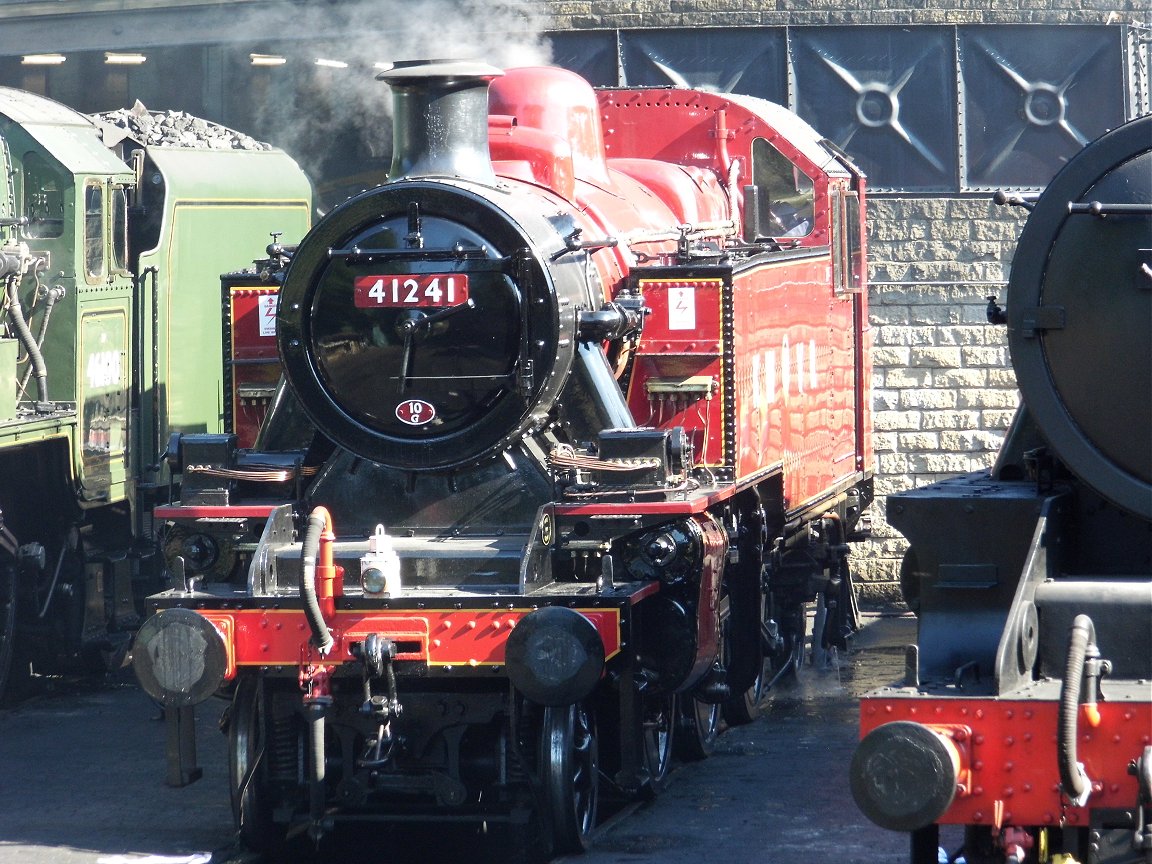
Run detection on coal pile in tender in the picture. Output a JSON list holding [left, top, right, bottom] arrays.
[[91, 100, 273, 151]]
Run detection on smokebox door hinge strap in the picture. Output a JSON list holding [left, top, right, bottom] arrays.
[[1020, 305, 1065, 338], [405, 202, 423, 249]]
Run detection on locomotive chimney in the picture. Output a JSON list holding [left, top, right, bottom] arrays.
[[378, 60, 504, 184]]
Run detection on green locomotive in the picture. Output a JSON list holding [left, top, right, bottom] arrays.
[[0, 89, 311, 699]]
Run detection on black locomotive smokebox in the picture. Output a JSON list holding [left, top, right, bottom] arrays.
[[1006, 114, 1152, 519]]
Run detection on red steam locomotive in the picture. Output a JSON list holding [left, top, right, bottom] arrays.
[[132, 61, 873, 859]]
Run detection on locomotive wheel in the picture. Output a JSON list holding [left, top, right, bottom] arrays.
[[541, 700, 599, 854], [229, 676, 294, 857], [639, 692, 676, 798], [676, 696, 721, 761], [723, 589, 771, 727], [785, 603, 809, 676], [723, 651, 770, 726]]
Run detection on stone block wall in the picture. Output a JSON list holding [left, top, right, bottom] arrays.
[[855, 198, 1024, 603]]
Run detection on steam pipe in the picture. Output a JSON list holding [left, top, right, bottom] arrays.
[[714, 109, 732, 177], [300, 507, 337, 841], [300, 506, 336, 655], [714, 108, 743, 227]]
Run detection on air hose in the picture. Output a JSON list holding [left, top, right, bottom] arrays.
[[1058, 614, 1108, 806], [299, 506, 336, 839], [17, 284, 64, 398], [4, 277, 49, 406], [300, 506, 335, 655]]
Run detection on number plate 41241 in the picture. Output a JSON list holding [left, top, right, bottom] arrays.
[[354, 274, 470, 308]]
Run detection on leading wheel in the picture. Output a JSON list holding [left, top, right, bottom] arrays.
[[677, 695, 720, 761], [639, 692, 676, 798], [723, 649, 770, 726], [542, 700, 599, 854], [229, 676, 295, 856]]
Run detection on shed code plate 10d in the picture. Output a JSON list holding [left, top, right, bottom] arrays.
[[354, 274, 470, 308]]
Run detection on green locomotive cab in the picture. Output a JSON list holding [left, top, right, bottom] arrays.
[[0, 88, 311, 698]]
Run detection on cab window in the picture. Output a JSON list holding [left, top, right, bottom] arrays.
[[844, 191, 863, 292], [22, 151, 65, 239], [84, 182, 104, 279], [751, 138, 814, 238], [111, 186, 129, 273], [831, 188, 864, 295]]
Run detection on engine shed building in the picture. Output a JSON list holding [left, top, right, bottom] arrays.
[[1, 0, 1147, 602]]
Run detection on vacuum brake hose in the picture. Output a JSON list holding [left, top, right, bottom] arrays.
[[5, 278, 49, 405], [1058, 614, 1100, 806], [300, 507, 336, 655]]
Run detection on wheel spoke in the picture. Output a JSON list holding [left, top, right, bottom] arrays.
[[542, 701, 599, 854], [639, 693, 675, 796], [229, 677, 294, 855]]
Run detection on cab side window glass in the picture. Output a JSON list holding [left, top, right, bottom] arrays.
[[22, 151, 65, 240], [111, 186, 128, 273], [845, 192, 863, 292], [84, 183, 104, 279], [751, 138, 814, 238]]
